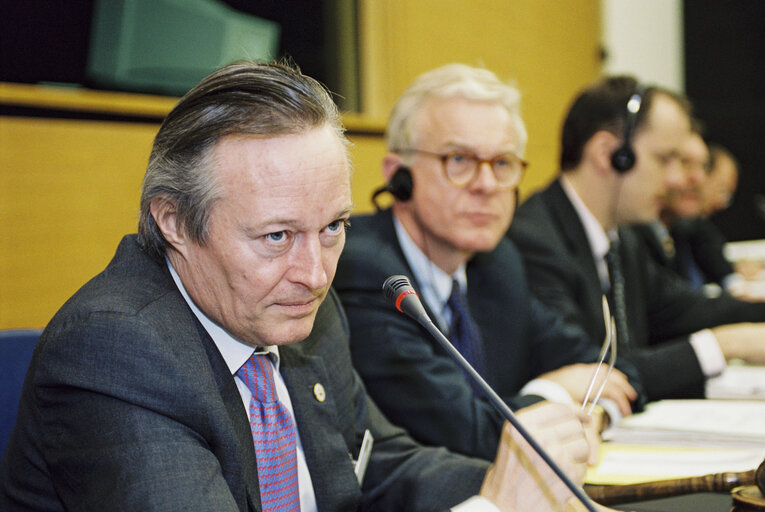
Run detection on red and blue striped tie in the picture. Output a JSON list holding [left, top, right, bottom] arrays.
[[237, 353, 301, 511]]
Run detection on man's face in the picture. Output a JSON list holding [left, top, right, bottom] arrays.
[[404, 96, 521, 263], [663, 132, 709, 219], [703, 153, 738, 214], [616, 94, 691, 224], [173, 125, 352, 347]]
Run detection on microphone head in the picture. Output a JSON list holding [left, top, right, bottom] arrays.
[[382, 275, 429, 322], [382, 275, 414, 305]]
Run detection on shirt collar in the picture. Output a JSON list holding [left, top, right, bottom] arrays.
[[166, 257, 279, 375], [393, 214, 467, 329], [560, 175, 615, 260]]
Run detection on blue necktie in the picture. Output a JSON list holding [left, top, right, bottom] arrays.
[[237, 353, 301, 512], [447, 279, 486, 388]]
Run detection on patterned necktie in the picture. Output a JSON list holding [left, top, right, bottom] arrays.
[[446, 279, 486, 388], [236, 353, 301, 512], [605, 239, 630, 347]]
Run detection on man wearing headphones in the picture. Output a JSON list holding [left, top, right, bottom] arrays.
[[334, 64, 645, 465], [508, 76, 765, 402]]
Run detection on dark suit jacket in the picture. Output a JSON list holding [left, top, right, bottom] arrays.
[[0, 235, 488, 512], [632, 218, 734, 287], [334, 209, 643, 461], [508, 179, 765, 401]]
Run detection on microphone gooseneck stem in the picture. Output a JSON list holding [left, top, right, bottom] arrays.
[[416, 312, 597, 512]]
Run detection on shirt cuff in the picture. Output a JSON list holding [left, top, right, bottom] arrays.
[[722, 272, 744, 291], [452, 496, 501, 512], [597, 398, 623, 429], [520, 378, 575, 405], [689, 329, 727, 377]]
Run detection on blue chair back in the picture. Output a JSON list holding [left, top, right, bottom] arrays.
[[0, 329, 41, 457]]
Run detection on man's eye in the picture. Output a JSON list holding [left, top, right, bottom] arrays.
[[449, 153, 471, 164], [326, 220, 348, 234], [493, 157, 511, 168], [265, 231, 287, 242]]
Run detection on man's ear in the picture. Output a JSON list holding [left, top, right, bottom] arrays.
[[149, 196, 187, 255], [586, 130, 621, 175], [382, 152, 405, 182]]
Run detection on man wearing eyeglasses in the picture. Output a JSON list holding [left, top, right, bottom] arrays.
[[334, 64, 645, 467]]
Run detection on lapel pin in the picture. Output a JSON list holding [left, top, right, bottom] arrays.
[[313, 382, 326, 402]]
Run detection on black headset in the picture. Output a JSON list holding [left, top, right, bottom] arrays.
[[371, 166, 413, 210], [610, 85, 646, 173]]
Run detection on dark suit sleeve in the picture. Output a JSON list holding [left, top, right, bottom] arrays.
[[16, 316, 242, 512], [358, 377, 490, 511]]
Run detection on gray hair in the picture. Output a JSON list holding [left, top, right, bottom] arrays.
[[138, 60, 346, 258], [385, 63, 527, 155]]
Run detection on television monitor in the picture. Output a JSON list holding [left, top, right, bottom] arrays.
[[87, 0, 280, 96]]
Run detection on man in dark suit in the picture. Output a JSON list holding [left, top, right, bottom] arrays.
[[508, 76, 765, 402], [0, 61, 592, 511], [334, 64, 643, 465]]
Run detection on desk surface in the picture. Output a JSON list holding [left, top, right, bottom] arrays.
[[614, 492, 732, 512]]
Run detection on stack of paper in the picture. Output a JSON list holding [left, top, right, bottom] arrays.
[[587, 444, 765, 485], [705, 365, 765, 399], [604, 399, 765, 447], [587, 399, 765, 485]]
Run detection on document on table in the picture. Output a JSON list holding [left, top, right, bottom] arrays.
[[604, 399, 765, 446], [586, 443, 765, 485], [705, 364, 765, 399], [589, 399, 765, 484]]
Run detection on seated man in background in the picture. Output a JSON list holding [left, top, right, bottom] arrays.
[[509, 75, 765, 403], [632, 126, 739, 293], [334, 64, 644, 465], [0, 61, 597, 512], [703, 144, 765, 283], [704, 143, 739, 217]]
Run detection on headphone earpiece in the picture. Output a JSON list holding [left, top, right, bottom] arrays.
[[387, 166, 413, 201], [611, 145, 636, 173], [371, 166, 414, 210], [611, 85, 645, 174]]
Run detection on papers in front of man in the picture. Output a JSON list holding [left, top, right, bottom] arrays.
[[586, 443, 765, 485], [705, 364, 765, 399], [590, 399, 765, 485], [604, 399, 765, 447]]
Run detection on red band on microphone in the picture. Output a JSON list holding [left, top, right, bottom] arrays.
[[395, 290, 418, 313]]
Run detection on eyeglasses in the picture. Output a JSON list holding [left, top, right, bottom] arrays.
[[397, 148, 527, 188], [581, 296, 618, 416]]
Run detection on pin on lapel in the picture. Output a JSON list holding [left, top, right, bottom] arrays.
[[313, 382, 326, 402]]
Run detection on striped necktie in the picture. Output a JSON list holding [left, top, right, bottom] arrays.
[[237, 353, 301, 512]]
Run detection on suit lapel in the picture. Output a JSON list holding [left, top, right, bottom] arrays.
[[544, 180, 608, 338], [279, 299, 361, 512], [194, 318, 262, 512]]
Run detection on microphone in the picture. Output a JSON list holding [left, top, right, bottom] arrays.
[[382, 275, 597, 512]]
